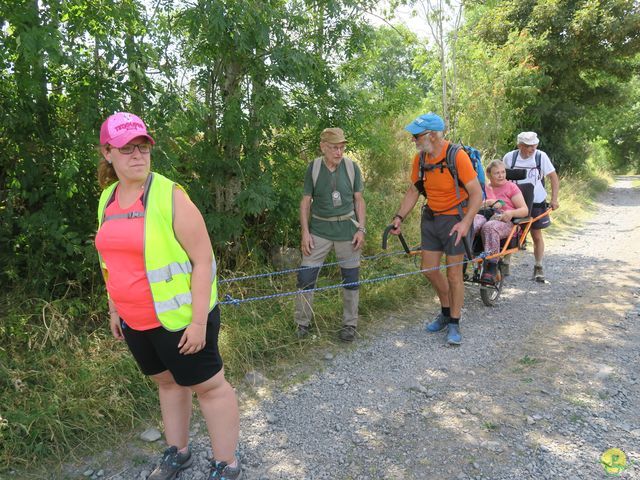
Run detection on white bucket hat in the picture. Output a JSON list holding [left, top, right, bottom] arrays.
[[517, 131, 539, 145]]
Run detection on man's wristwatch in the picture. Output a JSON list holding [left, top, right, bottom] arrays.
[[358, 226, 366, 234]]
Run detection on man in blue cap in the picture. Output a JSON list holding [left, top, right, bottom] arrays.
[[390, 113, 482, 345]]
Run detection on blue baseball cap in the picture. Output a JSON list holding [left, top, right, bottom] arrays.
[[404, 112, 445, 135]]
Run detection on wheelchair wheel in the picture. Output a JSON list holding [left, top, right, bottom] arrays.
[[480, 264, 503, 307]]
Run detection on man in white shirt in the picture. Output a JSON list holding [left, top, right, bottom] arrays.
[[502, 131, 559, 282]]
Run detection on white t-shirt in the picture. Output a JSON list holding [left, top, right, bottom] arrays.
[[502, 149, 555, 203]]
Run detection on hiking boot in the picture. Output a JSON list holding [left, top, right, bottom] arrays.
[[480, 261, 498, 285], [295, 324, 310, 339], [500, 262, 510, 277], [208, 459, 243, 480], [425, 313, 450, 333], [148, 446, 193, 480], [339, 325, 356, 342], [533, 265, 545, 282], [446, 323, 462, 345]]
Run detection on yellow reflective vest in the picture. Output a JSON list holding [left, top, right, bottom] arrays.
[[97, 172, 217, 331]]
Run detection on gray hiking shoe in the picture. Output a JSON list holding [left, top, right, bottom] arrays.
[[208, 459, 243, 479], [500, 262, 510, 277], [339, 325, 356, 342], [296, 324, 310, 339], [148, 446, 193, 480], [533, 265, 545, 282], [425, 313, 450, 333]]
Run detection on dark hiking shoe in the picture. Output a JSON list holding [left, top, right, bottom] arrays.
[[480, 261, 498, 285], [296, 324, 310, 339], [500, 262, 510, 277], [425, 313, 450, 333], [533, 265, 545, 282], [446, 323, 462, 345], [148, 446, 193, 480], [208, 459, 243, 480], [339, 325, 357, 342]]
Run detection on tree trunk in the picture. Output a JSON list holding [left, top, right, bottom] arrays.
[[125, 31, 145, 114]]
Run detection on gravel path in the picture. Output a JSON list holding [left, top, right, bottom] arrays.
[[74, 176, 640, 480]]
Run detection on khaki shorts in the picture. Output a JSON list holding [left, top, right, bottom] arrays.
[[302, 234, 360, 268]]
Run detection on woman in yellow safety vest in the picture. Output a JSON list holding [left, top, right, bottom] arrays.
[[95, 112, 241, 480]]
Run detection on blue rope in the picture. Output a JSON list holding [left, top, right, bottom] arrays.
[[218, 248, 411, 284], [219, 253, 491, 306]]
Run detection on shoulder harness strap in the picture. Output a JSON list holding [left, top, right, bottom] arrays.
[[445, 143, 462, 200], [416, 151, 427, 196], [311, 157, 323, 191], [313, 157, 356, 190], [510, 150, 518, 169], [343, 157, 355, 189], [535, 151, 545, 187]]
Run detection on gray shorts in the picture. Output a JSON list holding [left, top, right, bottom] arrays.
[[421, 212, 472, 256]]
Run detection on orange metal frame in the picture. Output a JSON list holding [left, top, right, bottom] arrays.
[[387, 208, 552, 264]]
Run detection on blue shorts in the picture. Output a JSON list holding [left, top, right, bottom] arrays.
[[531, 203, 552, 230], [122, 305, 223, 386]]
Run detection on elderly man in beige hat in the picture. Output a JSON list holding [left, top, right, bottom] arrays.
[[502, 131, 560, 282], [294, 127, 366, 342]]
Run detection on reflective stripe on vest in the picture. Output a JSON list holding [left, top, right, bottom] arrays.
[[97, 172, 218, 331], [147, 259, 217, 284], [155, 292, 193, 314]]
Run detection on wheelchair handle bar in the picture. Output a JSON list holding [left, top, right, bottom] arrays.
[[382, 224, 474, 261], [382, 224, 411, 254]]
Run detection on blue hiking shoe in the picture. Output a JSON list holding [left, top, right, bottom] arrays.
[[425, 313, 450, 333], [447, 323, 462, 345]]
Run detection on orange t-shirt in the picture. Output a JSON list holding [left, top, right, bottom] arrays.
[[410, 141, 477, 215]]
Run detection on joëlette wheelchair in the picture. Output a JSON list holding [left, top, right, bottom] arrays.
[[382, 171, 552, 306]]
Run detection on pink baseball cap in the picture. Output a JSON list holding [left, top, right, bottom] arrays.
[[99, 112, 155, 147]]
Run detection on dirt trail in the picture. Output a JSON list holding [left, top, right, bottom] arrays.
[[234, 176, 640, 480]]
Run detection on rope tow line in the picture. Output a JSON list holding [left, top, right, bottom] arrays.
[[218, 248, 410, 284], [219, 250, 494, 306]]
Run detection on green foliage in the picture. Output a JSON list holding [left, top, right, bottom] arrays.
[[0, 287, 158, 471], [468, 0, 640, 169]]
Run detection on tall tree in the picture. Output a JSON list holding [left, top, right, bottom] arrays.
[[469, 0, 640, 168]]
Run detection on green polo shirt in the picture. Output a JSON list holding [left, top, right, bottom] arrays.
[[303, 158, 364, 241]]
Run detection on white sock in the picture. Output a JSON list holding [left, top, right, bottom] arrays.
[[217, 459, 238, 468]]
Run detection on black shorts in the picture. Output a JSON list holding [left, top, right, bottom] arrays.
[[122, 305, 223, 387], [531, 202, 552, 230]]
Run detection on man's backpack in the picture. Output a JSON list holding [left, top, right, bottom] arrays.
[[416, 144, 486, 205], [311, 156, 355, 191], [509, 150, 543, 187]]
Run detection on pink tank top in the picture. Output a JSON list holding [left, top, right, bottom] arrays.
[[95, 187, 160, 330]]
